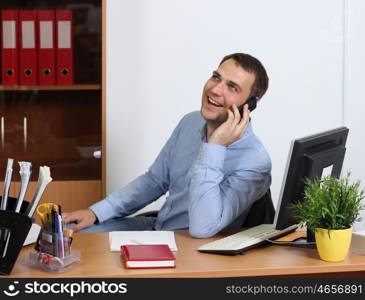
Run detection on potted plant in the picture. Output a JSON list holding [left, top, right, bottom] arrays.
[[291, 172, 365, 262]]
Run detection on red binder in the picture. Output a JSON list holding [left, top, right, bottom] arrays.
[[120, 244, 176, 269], [38, 10, 56, 85], [1, 10, 19, 85], [19, 10, 38, 85], [56, 10, 73, 85]]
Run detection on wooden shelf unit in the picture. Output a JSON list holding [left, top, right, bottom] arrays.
[[0, 84, 101, 91], [0, 0, 106, 212]]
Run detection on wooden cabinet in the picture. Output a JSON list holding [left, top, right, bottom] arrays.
[[0, 0, 106, 213], [14, 180, 102, 211]]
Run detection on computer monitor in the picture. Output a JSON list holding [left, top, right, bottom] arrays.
[[273, 127, 349, 231]]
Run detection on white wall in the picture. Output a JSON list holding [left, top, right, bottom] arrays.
[[106, 0, 355, 215], [343, 0, 365, 230]]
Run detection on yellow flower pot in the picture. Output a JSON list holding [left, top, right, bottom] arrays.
[[315, 227, 353, 262]]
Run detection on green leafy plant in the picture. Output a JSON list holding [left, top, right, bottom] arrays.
[[291, 172, 365, 233]]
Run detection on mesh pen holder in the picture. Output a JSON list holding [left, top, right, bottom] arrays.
[[0, 196, 33, 275]]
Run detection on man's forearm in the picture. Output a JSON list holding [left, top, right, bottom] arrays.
[[90, 171, 168, 223], [188, 143, 271, 238]]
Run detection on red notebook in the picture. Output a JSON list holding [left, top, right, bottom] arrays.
[[120, 244, 176, 269]]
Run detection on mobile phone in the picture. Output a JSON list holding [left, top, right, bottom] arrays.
[[238, 97, 257, 117]]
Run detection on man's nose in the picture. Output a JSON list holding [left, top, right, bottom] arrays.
[[210, 81, 225, 95]]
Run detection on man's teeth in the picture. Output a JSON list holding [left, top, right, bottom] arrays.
[[208, 97, 223, 106]]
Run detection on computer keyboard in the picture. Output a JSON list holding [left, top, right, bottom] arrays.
[[198, 224, 298, 255]]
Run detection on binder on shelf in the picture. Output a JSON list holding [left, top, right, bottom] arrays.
[[38, 10, 56, 85], [19, 10, 38, 85], [56, 10, 73, 85], [1, 10, 19, 85]]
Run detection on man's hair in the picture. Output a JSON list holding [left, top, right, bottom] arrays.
[[220, 53, 269, 99]]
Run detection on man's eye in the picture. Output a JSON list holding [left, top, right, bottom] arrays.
[[228, 85, 237, 92], [211, 74, 219, 80]]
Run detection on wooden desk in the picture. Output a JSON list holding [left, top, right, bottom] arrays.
[[4, 230, 365, 278]]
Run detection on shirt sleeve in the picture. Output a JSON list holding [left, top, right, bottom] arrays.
[[90, 120, 183, 223], [188, 142, 271, 238]]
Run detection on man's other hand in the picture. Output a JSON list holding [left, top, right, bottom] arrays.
[[63, 209, 97, 232]]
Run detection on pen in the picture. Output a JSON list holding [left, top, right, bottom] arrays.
[[51, 205, 64, 259], [66, 228, 74, 245], [0, 227, 11, 258], [51, 209, 58, 257], [56, 214, 65, 259], [1, 158, 14, 211]]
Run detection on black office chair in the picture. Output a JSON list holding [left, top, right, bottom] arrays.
[[241, 189, 275, 227], [137, 189, 275, 229], [220, 188, 275, 230]]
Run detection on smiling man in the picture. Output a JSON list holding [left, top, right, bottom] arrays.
[[64, 53, 271, 238]]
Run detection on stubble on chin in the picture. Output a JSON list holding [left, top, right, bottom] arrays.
[[201, 96, 228, 124], [205, 109, 228, 124], [202, 111, 227, 131]]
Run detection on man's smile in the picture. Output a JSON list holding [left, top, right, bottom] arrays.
[[207, 96, 223, 107]]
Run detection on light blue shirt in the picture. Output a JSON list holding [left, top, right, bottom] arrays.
[[90, 111, 271, 238]]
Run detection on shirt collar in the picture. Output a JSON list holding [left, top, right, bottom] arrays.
[[198, 123, 207, 141]]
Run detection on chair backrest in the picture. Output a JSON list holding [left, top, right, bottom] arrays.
[[241, 189, 275, 227]]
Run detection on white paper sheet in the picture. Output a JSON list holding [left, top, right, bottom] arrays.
[[109, 231, 177, 252]]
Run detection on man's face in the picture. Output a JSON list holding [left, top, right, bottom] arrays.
[[201, 59, 255, 124]]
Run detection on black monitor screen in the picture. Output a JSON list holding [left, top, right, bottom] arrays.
[[274, 127, 349, 230]]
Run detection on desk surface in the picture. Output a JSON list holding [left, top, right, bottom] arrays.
[[5, 230, 365, 278]]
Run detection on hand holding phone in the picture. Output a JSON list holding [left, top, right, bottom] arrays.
[[238, 96, 257, 117], [208, 104, 250, 147]]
